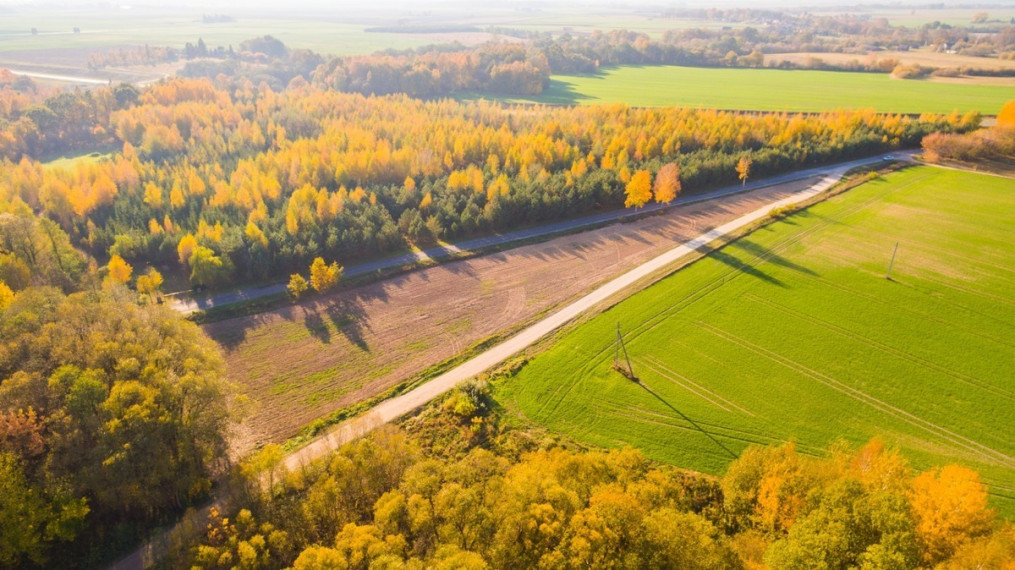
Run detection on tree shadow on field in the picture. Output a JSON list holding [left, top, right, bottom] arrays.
[[204, 267, 389, 353], [317, 286, 385, 353], [790, 208, 842, 227], [529, 78, 598, 106], [439, 258, 479, 279], [203, 304, 297, 350], [266, 280, 389, 352], [728, 239, 819, 277], [710, 249, 785, 287], [634, 379, 738, 460], [303, 312, 331, 344]]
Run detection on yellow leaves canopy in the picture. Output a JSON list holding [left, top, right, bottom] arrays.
[[736, 155, 753, 184], [653, 162, 681, 204], [309, 257, 342, 293], [106, 254, 132, 285], [177, 233, 198, 266], [997, 100, 1015, 127], [287, 273, 308, 299], [910, 465, 995, 564], [136, 268, 164, 296], [0, 280, 13, 310], [624, 169, 653, 208]]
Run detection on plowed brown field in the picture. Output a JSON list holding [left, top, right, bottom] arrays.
[[205, 178, 818, 454]]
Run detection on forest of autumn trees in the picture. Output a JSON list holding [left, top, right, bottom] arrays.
[[171, 383, 1015, 569], [0, 77, 977, 290], [0, 207, 235, 567]]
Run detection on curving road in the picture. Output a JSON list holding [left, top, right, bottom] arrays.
[[169, 153, 906, 315], [112, 151, 909, 569]]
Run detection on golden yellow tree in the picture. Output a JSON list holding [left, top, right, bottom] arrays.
[[0, 280, 13, 311], [625, 169, 653, 208], [309, 257, 342, 293], [997, 100, 1015, 127], [288, 273, 309, 299], [136, 268, 164, 297], [653, 163, 681, 204], [910, 465, 995, 564], [177, 233, 198, 265], [106, 254, 133, 285], [736, 155, 753, 187]]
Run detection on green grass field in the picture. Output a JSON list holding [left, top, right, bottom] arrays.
[[496, 166, 1015, 515], [0, 7, 726, 57], [474, 66, 1014, 114], [0, 9, 434, 56], [41, 149, 112, 170], [857, 7, 1015, 27]]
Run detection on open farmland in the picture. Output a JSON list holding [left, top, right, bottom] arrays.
[[0, 8, 457, 56], [202, 176, 821, 454], [496, 166, 1015, 516], [855, 7, 1015, 27], [0, 4, 716, 63], [0, 5, 726, 56], [483, 65, 1015, 114], [766, 48, 1015, 75]]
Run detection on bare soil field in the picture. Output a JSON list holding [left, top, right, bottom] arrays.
[[768, 49, 1015, 70], [767, 50, 1015, 87], [204, 178, 819, 454]]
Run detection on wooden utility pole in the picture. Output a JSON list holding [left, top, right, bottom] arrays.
[[886, 242, 899, 280]]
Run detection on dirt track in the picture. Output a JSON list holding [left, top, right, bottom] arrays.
[[204, 178, 819, 455]]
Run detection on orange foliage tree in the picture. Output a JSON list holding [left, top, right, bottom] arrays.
[[653, 162, 681, 204], [910, 465, 996, 564]]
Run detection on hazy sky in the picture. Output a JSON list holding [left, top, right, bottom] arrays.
[[1, 0, 987, 9]]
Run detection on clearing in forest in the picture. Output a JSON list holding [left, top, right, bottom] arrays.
[[497, 166, 1015, 516]]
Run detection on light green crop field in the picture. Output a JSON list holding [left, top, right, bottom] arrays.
[[0, 9, 434, 56], [475, 66, 1014, 114], [854, 8, 1015, 27], [0, 7, 725, 57], [492, 12, 741, 36], [41, 149, 113, 170], [497, 166, 1015, 516]]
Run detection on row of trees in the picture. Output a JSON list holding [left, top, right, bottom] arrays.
[[922, 100, 1015, 163], [313, 42, 550, 97], [307, 18, 1015, 99], [172, 382, 1014, 568], [0, 207, 235, 567], [0, 78, 975, 291]]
